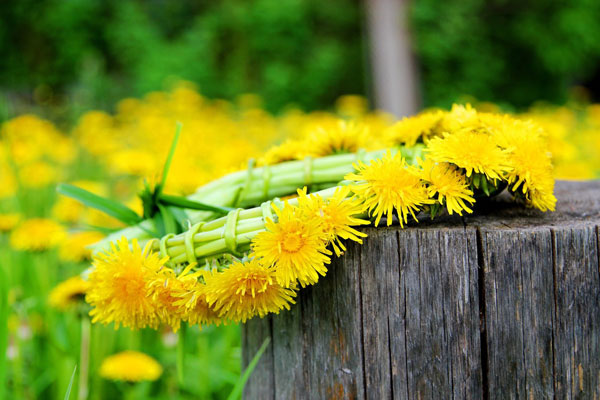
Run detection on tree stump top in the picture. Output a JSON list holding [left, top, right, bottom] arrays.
[[243, 180, 600, 400]]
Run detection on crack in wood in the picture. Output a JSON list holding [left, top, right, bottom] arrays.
[[476, 228, 490, 400]]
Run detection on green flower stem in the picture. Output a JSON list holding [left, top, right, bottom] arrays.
[[94, 146, 424, 253], [147, 185, 343, 264]]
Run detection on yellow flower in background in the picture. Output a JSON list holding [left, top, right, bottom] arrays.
[[86, 238, 166, 329], [1, 115, 67, 165], [10, 218, 66, 251], [297, 186, 369, 256], [252, 203, 331, 288], [346, 152, 433, 227], [58, 231, 105, 262], [258, 139, 306, 166], [436, 103, 480, 134], [305, 120, 368, 157], [73, 111, 118, 157], [109, 149, 159, 177], [426, 130, 512, 181], [419, 159, 475, 215], [335, 95, 368, 118], [0, 213, 21, 232], [52, 197, 85, 224], [48, 276, 90, 311], [0, 146, 18, 199], [18, 161, 59, 188], [384, 110, 443, 147], [99, 351, 162, 382], [204, 259, 296, 323]]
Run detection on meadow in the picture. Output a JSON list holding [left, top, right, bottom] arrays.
[[1, 82, 599, 399]]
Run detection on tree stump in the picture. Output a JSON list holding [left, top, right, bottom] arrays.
[[242, 180, 600, 399]]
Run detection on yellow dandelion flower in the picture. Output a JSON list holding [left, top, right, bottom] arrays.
[[10, 218, 66, 251], [0, 213, 21, 232], [146, 264, 219, 331], [58, 231, 105, 262], [297, 186, 369, 256], [491, 120, 556, 211], [258, 139, 306, 166], [426, 130, 512, 181], [18, 161, 59, 188], [86, 238, 166, 329], [345, 152, 433, 227], [419, 159, 475, 215], [204, 259, 296, 323], [48, 276, 90, 311], [146, 269, 186, 332], [99, 351, 162, 382], [109, 149, 159, 177], [335, 95, 368, 117], [526, 177, 557, 212], [384, 110, 444, 147], [252, 203, 331, 288], [436, 104, 479, 134], [172, 275, 221, 327], [305, 120, 368, 157], [52, 197, 85, 224], [0, 161, 17, 199]]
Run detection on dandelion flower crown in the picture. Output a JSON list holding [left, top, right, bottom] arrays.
[[60, 104, 556, 331]]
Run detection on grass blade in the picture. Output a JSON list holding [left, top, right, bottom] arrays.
[[158, 194, 233, 214], [158, 203, 178, 235], [226, 337, 271, 400], [159, 122, 183, 192], [57, 184, 142, 225], [63, 365, 77, 400]]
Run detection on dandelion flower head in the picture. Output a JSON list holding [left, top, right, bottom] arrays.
[[252, 202, 331, 288], [204, 259, 296, 323], [48, 276, 90, 311], [297, 186, 369, 256], [345, 152, 432, 227], [419, 159, 475, 216], [86, 237, 167, 329], [10, 218, 66, 251], [99, 351, 163, 382]]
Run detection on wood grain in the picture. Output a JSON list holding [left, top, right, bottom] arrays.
[[243, 180, 600, 399]]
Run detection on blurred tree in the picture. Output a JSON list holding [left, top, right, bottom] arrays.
[[0, 0, 366, 118], [410, 0, 600, 108]]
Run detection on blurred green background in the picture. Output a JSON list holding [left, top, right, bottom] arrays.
[[2, 0, 600, 123]]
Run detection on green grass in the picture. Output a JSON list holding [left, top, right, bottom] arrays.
[[1, 154, 244, 399]]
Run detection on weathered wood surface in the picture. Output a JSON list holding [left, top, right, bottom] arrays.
[[242, 180, 600, 399]]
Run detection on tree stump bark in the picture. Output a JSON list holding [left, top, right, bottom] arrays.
[[242, 180, 600, 399]]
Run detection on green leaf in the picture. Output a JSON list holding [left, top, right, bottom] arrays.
[[82, 224, 122, 235], [57, 184, 142, 225], [63, 365, 77, 400], [153, 213, 165, 238], [158, 194, 233, 214], [169, 207, 190, 228], [226, 337, 271, 400], [481, 177, 490, 196], [158, 203, 178, 235], [159, 122, 183, 193]]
